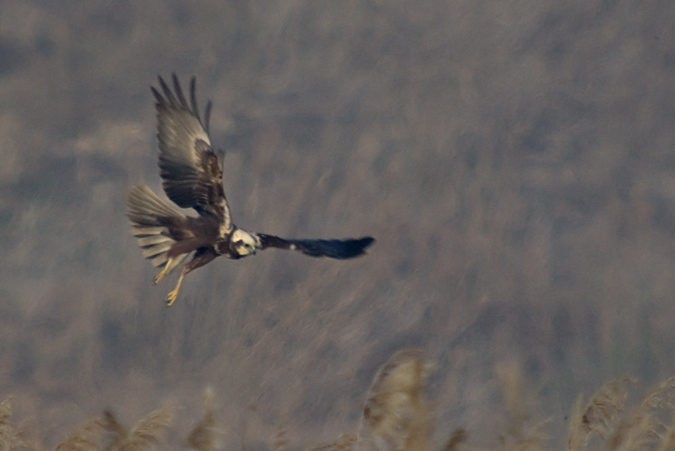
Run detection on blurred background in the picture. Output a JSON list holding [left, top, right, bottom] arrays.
[[1, 0, 675, 448]]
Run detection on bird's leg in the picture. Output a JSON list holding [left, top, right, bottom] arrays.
[[154, 258, 174, 284], [162, 249, 216, 306], [165, 270, 185, 306]]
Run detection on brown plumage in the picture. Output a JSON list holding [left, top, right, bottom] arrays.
[[127, 74, 374, 305]]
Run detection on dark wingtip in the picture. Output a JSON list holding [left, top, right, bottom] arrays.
[[258, 234, 375, 259], [319, 236, 375, 259], [361, 236, 375, 248], [353, 236, 375, 257]]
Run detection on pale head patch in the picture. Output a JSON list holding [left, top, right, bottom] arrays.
[[231, 229, 260, 257]]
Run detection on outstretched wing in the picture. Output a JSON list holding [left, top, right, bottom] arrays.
[[257, 234, 374, 259], [152, 74, 232, 231]]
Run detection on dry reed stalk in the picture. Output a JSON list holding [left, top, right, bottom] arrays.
[[0, 397, 16, 450], [307, 434, 356, 451], [0, 396, 42, 451], [273, 428, 289, 451], [441, 428, 467, 451], [101, 410, 129, 448], [0, 397, 22, 451], [55, 414, 107, 451], [362, 349, 432, 451], [660, 413, 675, 451], [56, 406, 174, 451], [105, 406, 175, 451], [494, 362, 548, 451], [187, 388, 218, 451], [566, 377, 636, 451], [604, 376, 675, 451]]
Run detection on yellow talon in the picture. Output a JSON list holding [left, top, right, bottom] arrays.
[[166, 289, 178, 306], [154, 257, 174, 284], [165, 272, 185, 307]]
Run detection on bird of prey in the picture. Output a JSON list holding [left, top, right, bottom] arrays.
[[127, 74, 374, 305]]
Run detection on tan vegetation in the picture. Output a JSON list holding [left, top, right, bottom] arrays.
[[2, 351, 675, 451], [52, 406, 175, 451], [362, 349, 431, 451]]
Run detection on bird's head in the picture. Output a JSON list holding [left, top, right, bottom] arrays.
[[230, 229, 260, 258]]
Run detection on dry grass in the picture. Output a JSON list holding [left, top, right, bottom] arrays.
[[0, 397, 18, 450], [566, 377, 636, 450], [5, 350, 675, 450], [187, 387, 218, 451], [55, 414, 108, 451], [0, 396, 26, 450], [0, 396, 42, 451], [494, 363, 549, 451], [53, 406, 174, 451], [566, 376, 675, 451], [441, 429, 467, 451], [361, 349, 432, 451], [307, 434, 356, 451], [273, 428, 289, 451]]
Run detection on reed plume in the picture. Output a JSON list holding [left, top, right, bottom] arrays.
[[566, 377, 636, 450], [187, 387, 218, 451], [362, 349, 432, 451]]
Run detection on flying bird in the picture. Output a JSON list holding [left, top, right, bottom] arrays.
[[127, 74, 374, 305]]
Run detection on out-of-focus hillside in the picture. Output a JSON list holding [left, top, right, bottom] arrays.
[[1, 0, 675, 448]]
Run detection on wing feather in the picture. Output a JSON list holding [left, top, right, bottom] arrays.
[[153, 74, 232, 231], [257, 234, 375, 259]]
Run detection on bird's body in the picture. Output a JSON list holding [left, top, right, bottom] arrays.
[[127, 74, 374, 304]]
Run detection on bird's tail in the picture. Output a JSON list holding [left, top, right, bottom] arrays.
[[257, 234, 375, 259], [126, 184, 190, 274]]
